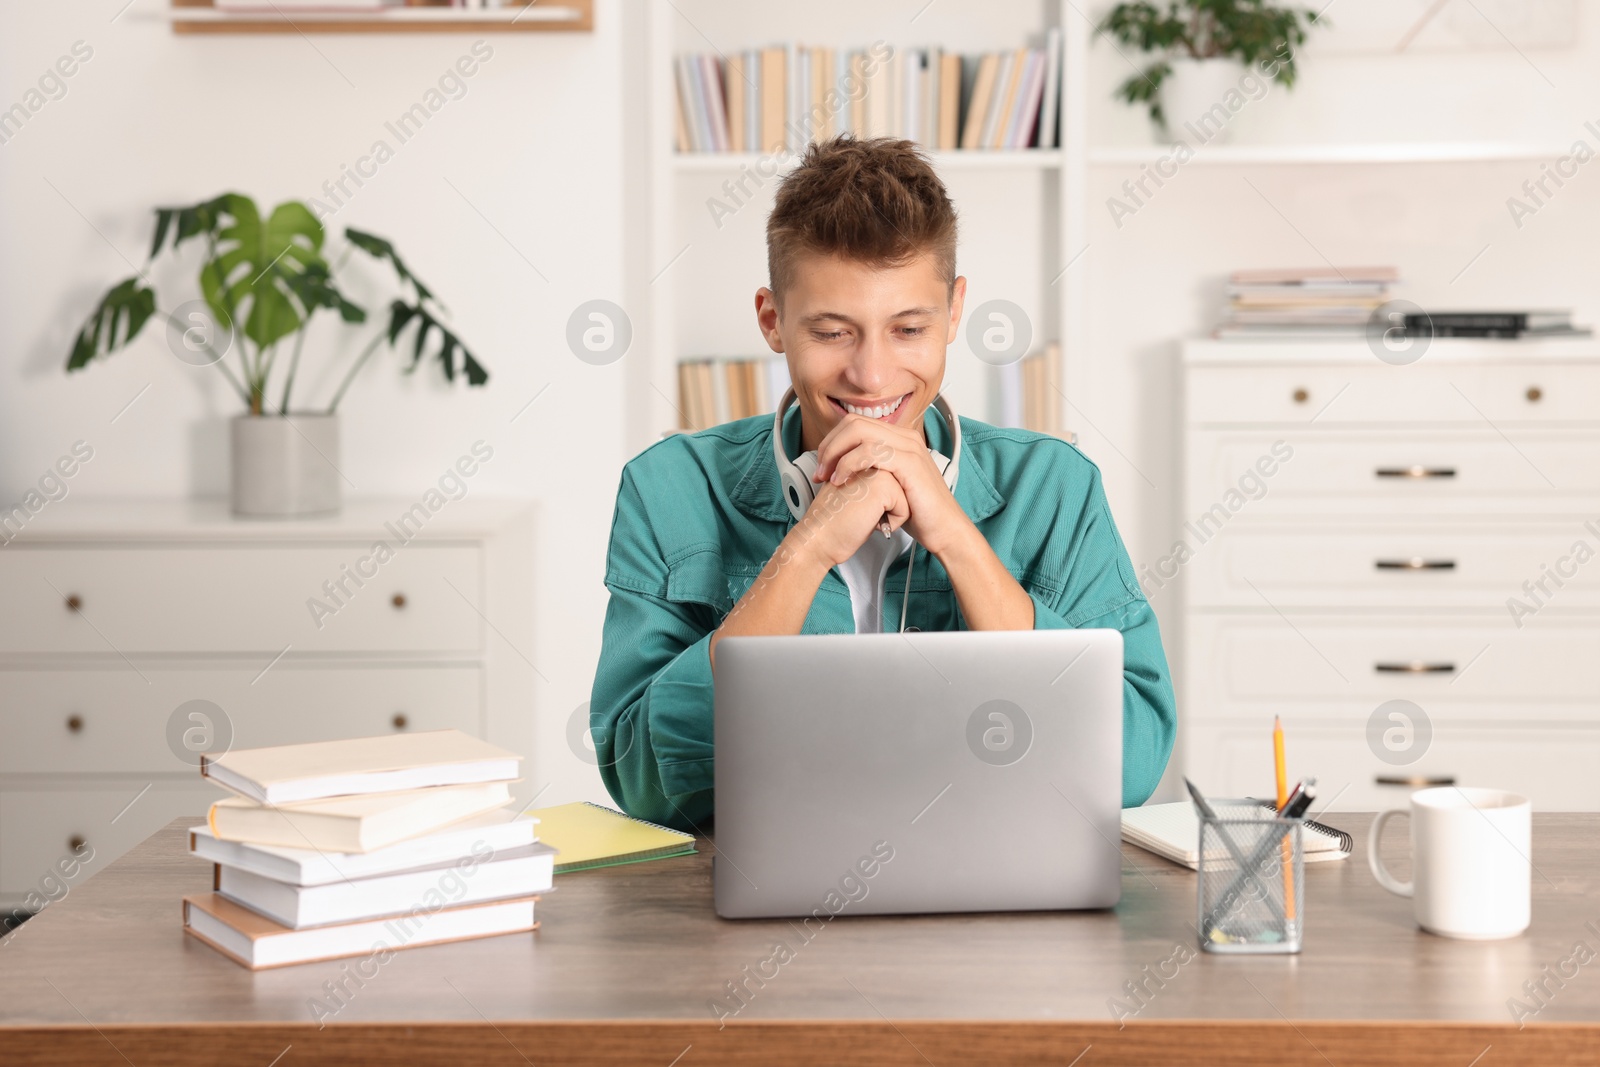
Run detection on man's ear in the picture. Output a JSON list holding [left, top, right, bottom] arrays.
[[947, 276, 968, 344], [755, 287, 785, 353]]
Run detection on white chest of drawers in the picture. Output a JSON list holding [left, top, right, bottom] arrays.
[[1180, 338, 1600, 812], [0, 499, 534, 915]]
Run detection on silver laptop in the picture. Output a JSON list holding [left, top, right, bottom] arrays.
[[712, 629, 1124, 918]]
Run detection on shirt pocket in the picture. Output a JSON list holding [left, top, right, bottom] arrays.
[[1018, 571, 1062, 607], [663, 549, 738, 619]]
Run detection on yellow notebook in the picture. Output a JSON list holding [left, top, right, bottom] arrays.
[[527, 801, 696, 874]]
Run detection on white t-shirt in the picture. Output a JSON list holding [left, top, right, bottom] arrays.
[[836, 527, 912, 633]]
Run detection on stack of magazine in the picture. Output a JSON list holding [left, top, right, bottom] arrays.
[[1214, 266, 1398, 339], [182, 730, 552, 970]]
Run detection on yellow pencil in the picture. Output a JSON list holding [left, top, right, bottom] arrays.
[[1274, 716, 1295, 923], [1273, 716, 1288, 809]]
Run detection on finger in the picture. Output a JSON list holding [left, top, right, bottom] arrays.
[[882, 492, 911, 534], [875, 474, 911, 532], [828, 443, 891, 485], [812, 418, 870, 481], [814, 416, 916, 481], [824, 429, 917, 486]]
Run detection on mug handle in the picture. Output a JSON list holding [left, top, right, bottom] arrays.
[[1368, 808, 1413, 897]]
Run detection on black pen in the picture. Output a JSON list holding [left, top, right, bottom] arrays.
[[1210, 779, 1319, 922], [1277, 779, 1306, 815], [1203, 777, 1318, 934], [1184, 777, 1218, 820]]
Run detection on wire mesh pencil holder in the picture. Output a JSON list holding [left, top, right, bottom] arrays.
[[1196, 799, 1304, 954]]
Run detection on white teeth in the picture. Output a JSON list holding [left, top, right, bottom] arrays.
[[841, 394, 906, 418]]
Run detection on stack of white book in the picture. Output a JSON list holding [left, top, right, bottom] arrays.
[[182, 731, 552, 970]]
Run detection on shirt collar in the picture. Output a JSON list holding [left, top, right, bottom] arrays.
[[729, 400, 1006, 525]]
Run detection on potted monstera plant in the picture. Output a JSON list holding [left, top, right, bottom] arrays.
[[66, 193, 488, 517]]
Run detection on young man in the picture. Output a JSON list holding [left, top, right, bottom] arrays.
[[591, 136, 1175, 831]]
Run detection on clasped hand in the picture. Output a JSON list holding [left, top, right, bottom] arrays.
[[794, 412, 967, 569]]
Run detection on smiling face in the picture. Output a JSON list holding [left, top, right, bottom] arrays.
[[757, 251, 966, 453]]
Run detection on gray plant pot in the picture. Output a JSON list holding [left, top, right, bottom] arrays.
[[230, 413, 341, 518]]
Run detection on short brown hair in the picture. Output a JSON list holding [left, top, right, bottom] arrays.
[[766, 135, 958, 308]]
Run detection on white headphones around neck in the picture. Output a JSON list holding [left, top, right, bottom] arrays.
[[772, 387, 962, 523]]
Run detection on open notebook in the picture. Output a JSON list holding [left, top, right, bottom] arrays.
[[1122, 801, 1352, 870], [527, 801, 695, 874]]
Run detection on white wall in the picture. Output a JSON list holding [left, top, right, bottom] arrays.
[[1078, 1, 1600, 798], [0, 0, 634, 808]]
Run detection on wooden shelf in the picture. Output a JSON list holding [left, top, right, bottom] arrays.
[[168, 0, 592, 34]]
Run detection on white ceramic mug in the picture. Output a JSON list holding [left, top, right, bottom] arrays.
[[1368, 786, 1531, 940]]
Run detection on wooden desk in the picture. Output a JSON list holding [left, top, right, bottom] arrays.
[[2, 815, 1597, 1066]]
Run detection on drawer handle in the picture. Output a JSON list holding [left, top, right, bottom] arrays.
[[1526, 386, 1542, 403], [1376, 774, 1456, 788], [1292, 387, 1309, 404], [391, 593, 407, 609], [1374, 558, 1457, 571], [68, 834, 86, 852], [1376, 466, 1456, 480], [392, 713, 409, 730], [66, 594, 83, 612], [1375, 661, 1456, 674], [66, 714, 84, 733]]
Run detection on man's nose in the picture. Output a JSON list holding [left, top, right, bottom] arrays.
[[844, 332, 890, 394]]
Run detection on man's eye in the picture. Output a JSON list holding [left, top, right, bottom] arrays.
[[899, 326, 927, 337], [813, 330, 845, 341]]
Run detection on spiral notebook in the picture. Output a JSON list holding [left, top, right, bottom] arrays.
[[526, 801, 696, 873], [1121, 800, 1352, 870]]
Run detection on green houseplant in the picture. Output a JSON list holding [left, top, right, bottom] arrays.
[[1097, 0, 1323, 132], [66, 193, 487, 517]]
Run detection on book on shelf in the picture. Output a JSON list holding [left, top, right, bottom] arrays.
[[672, 55, 697, 154], [676, 356, 790, 430], [1229, 266, 1400, 286], [761, 45, 785, 152], [995, 342, 1062, 434], [1402, 310, 1591, 339], [991, 48, 1025, 149], [1215, 265, 1400, 339], [1038, 28, 1062, 150], [1023, 342, 1062, 434], [675, 33, 1063, 155], [937, 50, 962, 148], [1213, 326, 1378, 340], [726, 51, 748, 153], [700, 53, 729, 153], [961, 52, 998, 149]]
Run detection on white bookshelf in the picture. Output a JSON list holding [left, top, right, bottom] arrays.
[[673, 149, 1065, 173], [622, 0, 1090, 455]]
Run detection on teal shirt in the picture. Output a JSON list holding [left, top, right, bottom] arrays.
[[590, 405, 1177, 831]]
